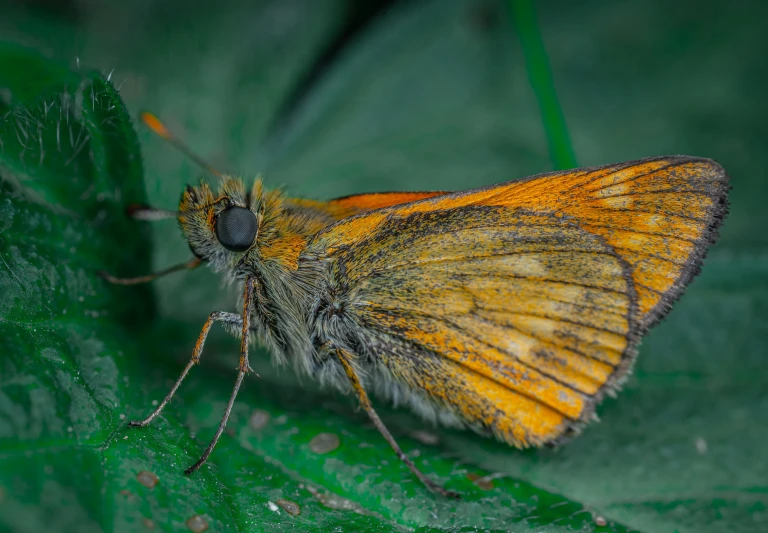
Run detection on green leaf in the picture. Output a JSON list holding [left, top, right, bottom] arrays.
[[2, 0, 766, 531]]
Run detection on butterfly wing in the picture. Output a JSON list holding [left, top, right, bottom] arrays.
[[310, 156, 729, 326], [305, 156, 728, 445], [310, 205, 637, 445], [286, 191, 446, 221]]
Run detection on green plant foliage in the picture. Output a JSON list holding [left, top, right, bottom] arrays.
[[1, 0, 766, 532]]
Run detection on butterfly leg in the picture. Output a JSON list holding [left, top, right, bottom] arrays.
[[128, 311, 243, 428], [334, 346, 459, 499], [185, 276, 256, 474]]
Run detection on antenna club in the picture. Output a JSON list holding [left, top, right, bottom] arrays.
[[140, 110, 223, 178], [140, 111, 172, 139]]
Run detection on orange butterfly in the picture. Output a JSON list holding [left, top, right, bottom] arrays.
[[102, 112, 729, 497]]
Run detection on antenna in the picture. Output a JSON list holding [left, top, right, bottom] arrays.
[[125, 198, 229, 221], [98, 257, 201, 285], [140, 111, 223, 178]]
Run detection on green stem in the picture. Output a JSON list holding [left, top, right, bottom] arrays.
[[508, 0, 577, 169]]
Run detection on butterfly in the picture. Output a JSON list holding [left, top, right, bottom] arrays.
[[101, 112, 729, 497]]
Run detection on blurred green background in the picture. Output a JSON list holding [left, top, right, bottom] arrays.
[[0, 0, 766, 532]]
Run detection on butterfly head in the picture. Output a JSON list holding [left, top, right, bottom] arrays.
[[179, 176, 263, 274]]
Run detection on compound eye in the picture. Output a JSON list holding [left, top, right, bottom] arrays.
[[215, 207, 258, 252]]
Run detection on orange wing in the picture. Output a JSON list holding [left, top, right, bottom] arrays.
[[312, 156, 729, 328], [305, 156, 728, 445], [286, 191, 446, 221]]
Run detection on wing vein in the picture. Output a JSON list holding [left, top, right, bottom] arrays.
[[472, 308, 627, 336], [460, 274, 629, 297], [362, 311, 588, 417], [581, 162, 680, 194], [594, 188, 705, 200], [364, 305, 618, 389], [468, 312, 620, 374], [587, 206, 708, 223], [364, 304, 621, 369], [463, 273, 629, 315], [464, 282, 626, 318], [635, 283, 664, 295], [375, 249, 620, 274], [611, 246, 687, 266], [562, 160, 644, 194], [581, 223, 698, 243]]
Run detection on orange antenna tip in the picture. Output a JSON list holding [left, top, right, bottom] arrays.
[[140, 111, 173, 139], [139, 110, 223, 178]]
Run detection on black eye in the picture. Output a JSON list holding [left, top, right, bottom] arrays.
[[215, 207, 258, 252]]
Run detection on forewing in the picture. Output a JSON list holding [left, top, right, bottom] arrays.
[[311, 156, 729, 328], [309, 206, 638, 446]]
